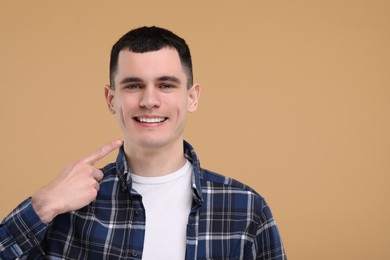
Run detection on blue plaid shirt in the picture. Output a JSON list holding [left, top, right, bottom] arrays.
[[0, 141, 286, 259]]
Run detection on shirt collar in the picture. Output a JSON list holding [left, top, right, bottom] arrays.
[[114, 140, 203, 205], [183, 140, 203, 207]]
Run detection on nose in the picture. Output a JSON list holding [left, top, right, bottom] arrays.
[[139, 86, 160, 109]]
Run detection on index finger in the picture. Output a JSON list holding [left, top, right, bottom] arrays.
[[80, 140, 123, 165]]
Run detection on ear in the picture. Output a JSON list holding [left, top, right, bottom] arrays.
[[104, 85, 116, 114], [187, 83, 201, 112]]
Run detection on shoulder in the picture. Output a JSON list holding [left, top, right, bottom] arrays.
[[199, 168, 266, 207], [196, 168, 275, 234], [200, 168, 260, 194]]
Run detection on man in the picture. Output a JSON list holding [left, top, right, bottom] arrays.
[[0, 26, 286, 259]]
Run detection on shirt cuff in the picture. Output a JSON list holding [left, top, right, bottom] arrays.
[[5, 198, 49, 254]]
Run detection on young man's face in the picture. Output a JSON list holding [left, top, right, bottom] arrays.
[[105, 48, 200, 150]]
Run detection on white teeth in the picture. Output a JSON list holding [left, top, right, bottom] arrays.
[[137, 117, 166, 123]]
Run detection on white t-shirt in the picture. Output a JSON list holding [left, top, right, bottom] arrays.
[[131, 160, 193, 260]]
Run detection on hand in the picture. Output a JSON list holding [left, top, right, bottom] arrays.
[[31, 140, 123, 224]]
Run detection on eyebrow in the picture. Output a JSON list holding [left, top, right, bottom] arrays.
[[119, 76, 182, 85], [156, 76, 182, 84], [119, 77, 143, 85]]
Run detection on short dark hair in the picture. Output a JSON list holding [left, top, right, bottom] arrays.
[[109, 26, 193, 89]]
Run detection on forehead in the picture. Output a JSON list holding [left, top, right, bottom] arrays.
[[115, 48, 187, 82]]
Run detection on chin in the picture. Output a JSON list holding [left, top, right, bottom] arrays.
[[132, 137, 171, 149], [124, 129, 182, 150]]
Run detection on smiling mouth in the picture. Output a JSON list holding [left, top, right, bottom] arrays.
[[135, 117, 168, 123]]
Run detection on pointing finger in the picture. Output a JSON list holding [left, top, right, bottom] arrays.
[[80, 140, 123, 165]]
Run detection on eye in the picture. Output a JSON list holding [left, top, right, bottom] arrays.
[[160, 83, 175, 90], [124, 84, 142, 91], [161, 84, 173, 89]]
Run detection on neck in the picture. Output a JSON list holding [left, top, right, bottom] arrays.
[[124, 140, 186, 177]]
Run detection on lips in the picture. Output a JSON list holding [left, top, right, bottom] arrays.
[[134, 117, 167, 123]]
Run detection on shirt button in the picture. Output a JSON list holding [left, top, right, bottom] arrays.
[[131, 250, 138, 257], [135, 208, 141, 215]]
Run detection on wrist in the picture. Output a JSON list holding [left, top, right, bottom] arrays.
[[31, 190, 59, 224]]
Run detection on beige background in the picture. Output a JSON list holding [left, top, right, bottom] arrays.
[[1, 0, 389, 259]]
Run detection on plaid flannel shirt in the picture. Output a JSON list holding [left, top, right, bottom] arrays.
[[0, 141, 286, 259]]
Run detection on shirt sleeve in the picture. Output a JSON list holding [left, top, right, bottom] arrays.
[[252, 200, 287, 260], [0, 198, 49, 259]]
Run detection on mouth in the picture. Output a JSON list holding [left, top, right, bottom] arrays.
[[134, 117, 168, 123]]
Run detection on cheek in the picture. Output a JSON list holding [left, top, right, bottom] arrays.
[[115, 95, 136, 112], [112, 100, 129, 125], [176, 103, 189, 122], [115, 107, 126, 127]]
